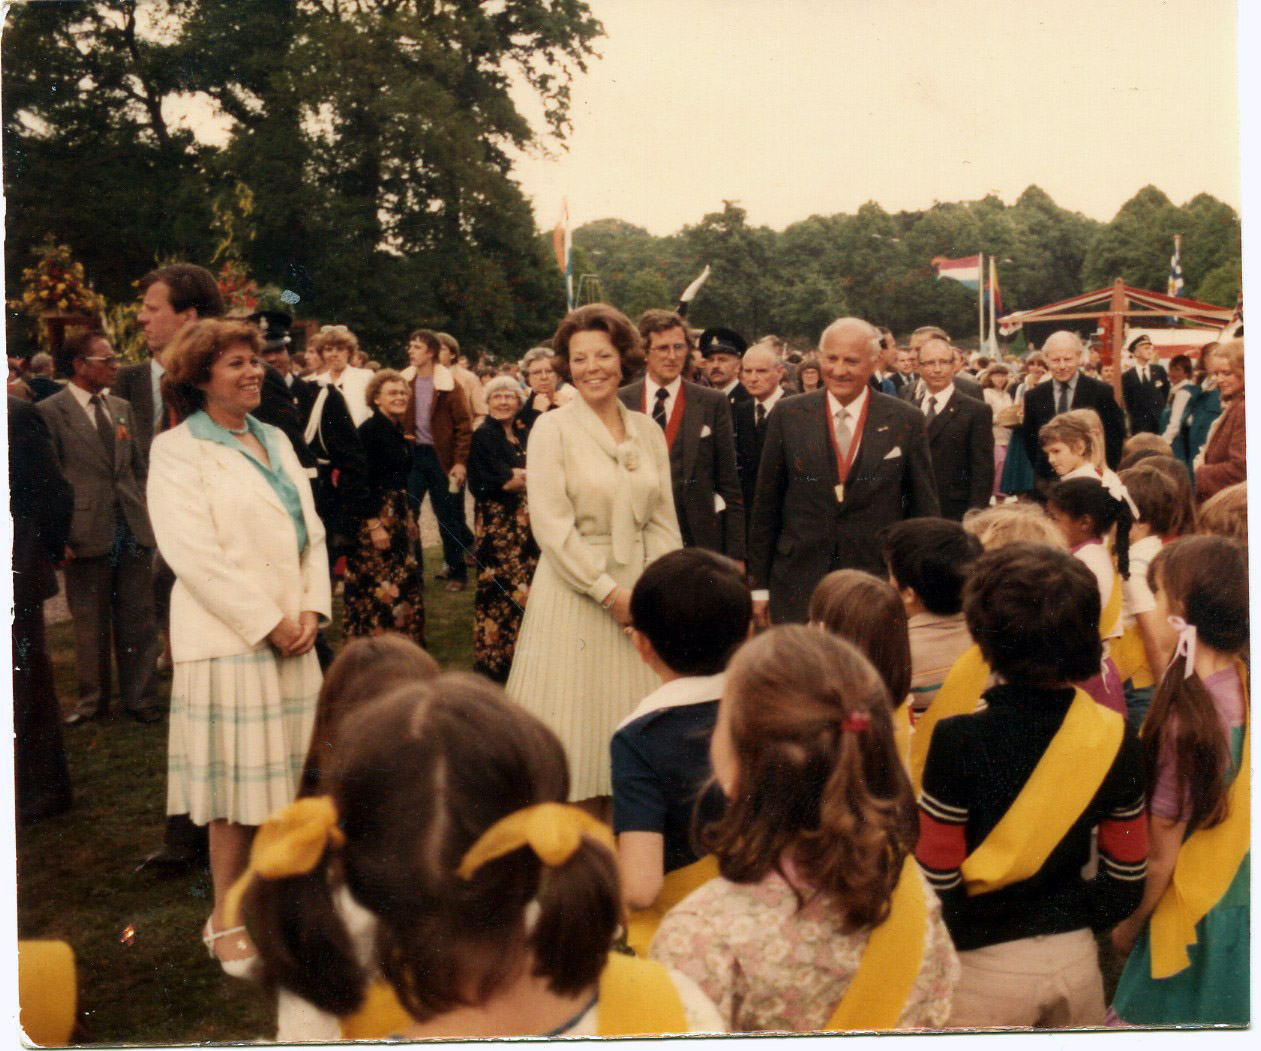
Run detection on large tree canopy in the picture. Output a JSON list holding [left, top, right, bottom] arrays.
[[4, 0, 601, 361]]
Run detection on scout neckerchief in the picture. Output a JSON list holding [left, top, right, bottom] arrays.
[[825, 855, 927, 1031], [642, 381, 686, 452], [625, 853, 720, 958], [960, 688, 1124, 896], [1149, 659, 1250, 979], [825, 391, 870, 505]]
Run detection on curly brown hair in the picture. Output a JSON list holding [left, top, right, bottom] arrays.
[[160, 318, 263, 421], [705, 626, 916, 930], [364, 368, 408, 413], [551, 303, 643, 375]]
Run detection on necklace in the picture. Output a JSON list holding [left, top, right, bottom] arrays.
[[223, 422, 249, 435]]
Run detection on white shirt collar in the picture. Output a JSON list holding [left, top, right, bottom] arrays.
[[826, 384, 869, 423], [758, 386, 785, 413], [646, 375, 682, 401], [922, 383, 954, 412], [68, 381, 107, 415], [150, 358, 165, 377], [721, 378, 740, 395], [616, 672, 726, 732]]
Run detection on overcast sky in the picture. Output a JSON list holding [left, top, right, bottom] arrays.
[[507, 0, 1244, 235]]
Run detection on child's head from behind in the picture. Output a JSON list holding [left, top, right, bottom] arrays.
[[1040, 409, 1103, 474], [963, 503, 1068, 551], [1148, 536, 1248, 653], [707, 626, 914, 927], [1198, 481, 1247, 544], [964, 543, 1103, 687], [630, 548, 751, 675], [808, 569, 911, 706], [253, 675, 620, 1021], [879, 518, 982, 616], [1118, 461, 1194, 539], [300, 634, 440, 796]]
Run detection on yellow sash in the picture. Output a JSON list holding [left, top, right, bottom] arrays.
[[597, 951, 688, 1036], [625, 853, 720, 958], [1149, 662, 1250, 979], [1099, 569, 1123, 639], [341, 951, 689, 1038], [18, 940, 77, 1048], [826, 855, 927, 1031], [1111, 623, 1153, 688], [893, 696, 913, 776], [909, 644, 989, 796], [961, 689, 1124, 896]]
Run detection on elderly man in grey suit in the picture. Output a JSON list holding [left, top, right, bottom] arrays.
[[619, 309, 745, 564], [38, 330, 162, 724]]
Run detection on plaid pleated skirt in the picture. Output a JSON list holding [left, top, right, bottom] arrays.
[[167, 645, 321, 826]]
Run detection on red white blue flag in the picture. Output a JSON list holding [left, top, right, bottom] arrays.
[[932, 254, 982, 290]]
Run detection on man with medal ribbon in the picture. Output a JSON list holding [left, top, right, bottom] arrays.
[[747, 317, 939, 625]]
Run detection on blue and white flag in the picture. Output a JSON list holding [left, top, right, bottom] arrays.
[[1167, 235, 1185, 298]]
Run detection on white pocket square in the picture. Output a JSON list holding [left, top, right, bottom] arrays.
[[699, 424, 712, 438], [883, 447, 902, 460]]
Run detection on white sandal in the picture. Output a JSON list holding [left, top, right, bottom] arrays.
[[202, 917, 260, 980]]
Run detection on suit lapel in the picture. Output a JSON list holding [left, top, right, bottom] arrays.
[[207, 440, 289, 517], [678, 384, 702, 480], [847, 394, 896, 491], [57, 390, 113, 470], [927, 399, 957, 442]]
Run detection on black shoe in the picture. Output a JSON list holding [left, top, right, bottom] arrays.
[[63, 711, 98, 727], [127, 707, 164, 724], [134, 845, 201, 875]]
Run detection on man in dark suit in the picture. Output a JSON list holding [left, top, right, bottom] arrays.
[[10, 395, 75, 823], [1121, 333, 1170, 435], [748, 317, 940, 625], [1022, 329, 1127, 485], [914, 337, 995, 520], [732, 341, 788, 526], [619, 310, 745, 562], [699, 326, 752, 410], [37, 331, 163, 725], [904, 325, 982, 402]]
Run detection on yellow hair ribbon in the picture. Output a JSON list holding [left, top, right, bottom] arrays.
[[457, 803, 613, 879], [223, 796, 345, 927]]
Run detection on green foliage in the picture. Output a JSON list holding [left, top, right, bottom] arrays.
[[1195, 257, 1242, 307]]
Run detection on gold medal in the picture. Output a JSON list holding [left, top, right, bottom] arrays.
[[834, 483, 845, 503]]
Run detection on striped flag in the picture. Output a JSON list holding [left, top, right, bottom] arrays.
[[1167, 235, 1185, 298], [984, 258, 1003, 321], [552, 199, 574, 311], [932, 254, 982, 290]]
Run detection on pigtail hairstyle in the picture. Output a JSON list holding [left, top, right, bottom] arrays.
[[248, 675, 620, 1024], [1142, 536, 1249, 831], [1047, 477, 1133, 578], [704, 626, 916, 931]]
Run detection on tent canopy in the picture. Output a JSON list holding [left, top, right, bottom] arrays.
[[999, 283, 1232, 333]]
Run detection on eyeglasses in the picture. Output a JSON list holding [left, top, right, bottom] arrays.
[[83, 355, 119, 365], [650, 342, 689, 356]]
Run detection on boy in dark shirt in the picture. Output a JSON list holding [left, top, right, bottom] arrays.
[[612, 549, 751, 947], [916, 542, 1147, 1028]]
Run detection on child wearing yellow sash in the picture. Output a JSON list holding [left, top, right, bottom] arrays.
[[1110, 536, 1249, 1026], [239, 675, 723, 1038], [652, 627, 959, 1032], [809, 570, 914, 772], [917, 544, 1146, 1028], [1045, 477, 1135, 716], [613, 550, 749, 954]]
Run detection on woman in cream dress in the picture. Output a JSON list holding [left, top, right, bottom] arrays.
[[507, 304, 681, 801]]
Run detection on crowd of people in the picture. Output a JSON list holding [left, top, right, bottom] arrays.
[[7, 261, 1249, 1037]]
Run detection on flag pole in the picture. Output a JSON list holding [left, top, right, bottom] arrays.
[[977, 253, 985, 351], [988, 257, 997, 355]]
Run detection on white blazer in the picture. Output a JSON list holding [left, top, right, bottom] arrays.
[[316, 366, 373, 426], [147, 422, 332, 662]]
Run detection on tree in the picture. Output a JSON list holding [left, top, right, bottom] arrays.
[[677, 202, 776, 338], [1080, 185, 1182, 291]]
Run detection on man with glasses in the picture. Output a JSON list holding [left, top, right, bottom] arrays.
[[37, 331, 163, 726], [619, 309, 745, 563]]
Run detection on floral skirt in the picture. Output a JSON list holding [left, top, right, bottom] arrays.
[[473, 498, 539, 683], [342, 490, 426, 646]]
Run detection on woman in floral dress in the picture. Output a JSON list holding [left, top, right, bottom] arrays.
[[467, 375, 538, 682], [342, 369, 425, 645]]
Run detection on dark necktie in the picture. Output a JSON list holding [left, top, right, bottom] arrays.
[[924, 395, 937, 423], [755, 402, 766, 429], [1056, 382, 1070, 415], [652, 387, 669, 429], [90, 393, 115, 458]]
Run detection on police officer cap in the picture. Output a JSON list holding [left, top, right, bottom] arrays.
[[699, 326, 748, 359], [1126, 333, 1153, 354], [247, 310, 293, 350]]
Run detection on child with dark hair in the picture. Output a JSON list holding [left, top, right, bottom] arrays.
[[241, 676, 723, 1038], [879, 518, 982, 716], [653, 626, 959, 1032], [918, 544, 1146, 1028], [614, 549, 751, 954], [1045, 477, 1135, 715], [1109, 536, 1249, 1026]]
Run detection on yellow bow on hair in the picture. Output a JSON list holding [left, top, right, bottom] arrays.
[[457, 803, 613, 879], [223, 796, 345, 927]]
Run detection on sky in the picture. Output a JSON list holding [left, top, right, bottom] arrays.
[[506, 0, 1244, 235]]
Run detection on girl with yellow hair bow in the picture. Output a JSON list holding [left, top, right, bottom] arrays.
[[236, 674, 722, 1038]]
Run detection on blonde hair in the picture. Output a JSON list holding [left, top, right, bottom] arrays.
[[1198, 481, 1247, 544], [1039, 408, 1105, 469], [310, 324, 360, 358], [962, 504, 1068, 551]]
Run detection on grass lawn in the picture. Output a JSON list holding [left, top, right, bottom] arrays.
[[16, 547, 474, 1044]]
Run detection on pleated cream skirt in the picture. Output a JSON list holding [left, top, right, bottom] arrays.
[[167, 645, 321, 826], [506, 545, 659, 799]]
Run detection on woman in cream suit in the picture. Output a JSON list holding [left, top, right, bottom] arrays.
[[506, 304, 681, 802], [147, 319, 331, 976]]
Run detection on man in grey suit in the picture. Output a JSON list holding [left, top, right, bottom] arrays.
[[748, 317, 940, 625], [619, 309, 745, 564], [38, 330, 162, 724]]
